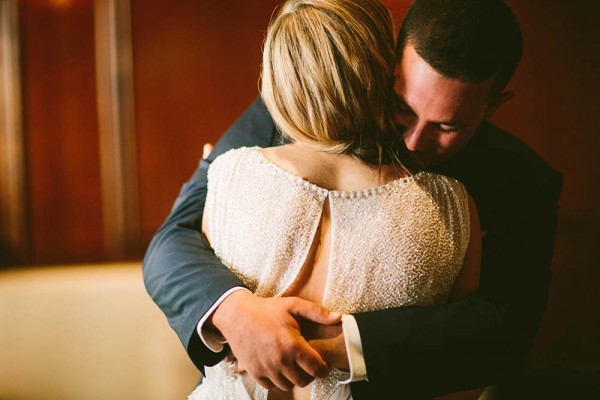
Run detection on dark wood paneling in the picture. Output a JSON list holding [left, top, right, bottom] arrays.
[[20, 0, 104, 264], [381, 0, 410, 29], [490, 1, 600, 391], [495, 0, 600, 221], [131, 0, 281, 241], [94, 0, 141, 258], [0, 0, 26, 266]]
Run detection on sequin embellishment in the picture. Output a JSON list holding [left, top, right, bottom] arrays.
[[198, 147, 470, 400]]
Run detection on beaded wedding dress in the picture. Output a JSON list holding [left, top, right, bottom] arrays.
[[189, 147, 470, 400]]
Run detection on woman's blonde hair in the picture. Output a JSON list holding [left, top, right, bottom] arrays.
[[261, 0, 404, 166]]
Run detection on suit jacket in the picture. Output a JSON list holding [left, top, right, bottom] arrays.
[[143, 97, 563, 399]]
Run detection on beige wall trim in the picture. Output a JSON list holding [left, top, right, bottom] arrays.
[[0, 0, 27, 260], [95, 0, 140, 257]]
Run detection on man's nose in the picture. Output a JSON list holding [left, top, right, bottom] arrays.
[[403, 123, 430, 151]]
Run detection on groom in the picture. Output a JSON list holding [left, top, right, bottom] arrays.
[[143, 0, 562, 398]]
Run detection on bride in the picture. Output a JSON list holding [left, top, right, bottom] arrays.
[[190, 0, 481, 399]]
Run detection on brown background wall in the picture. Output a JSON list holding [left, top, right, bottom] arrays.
[[1, 0, 598, 395], [495, 1, 600, 395], [18, 0, 104, 264], [131, 0, 284, 244]]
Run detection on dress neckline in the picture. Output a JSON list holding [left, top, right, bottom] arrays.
[[249, 146, 425, 198]]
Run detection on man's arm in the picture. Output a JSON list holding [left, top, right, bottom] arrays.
[[145, 95, 562, 397], [142, 97, 278, 368], [350, 170, 563, 397], [143, 97, 341, 390]]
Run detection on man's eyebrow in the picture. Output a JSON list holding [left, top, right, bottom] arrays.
[[397, 97, 469, 127], [430, 119, 469, 128]]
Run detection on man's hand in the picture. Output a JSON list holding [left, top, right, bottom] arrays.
[[209, 290, 342, 391], [202, 143, 214, 160], [302, 321, 349, 371]]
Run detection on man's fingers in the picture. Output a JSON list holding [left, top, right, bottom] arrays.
[[269, 374, 294, 392], [255, 377, 275, 390], [281, 362, 315, 388], [220, 296, 338, 391], [231, 360, 246, 374], [224, 352, 236, 363], [295, 341, 331, 379], [202, 143, 214, 159], [290, 298, 342, 325], [276, 374, 295, 392]]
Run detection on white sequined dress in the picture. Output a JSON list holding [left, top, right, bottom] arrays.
[[189, 147, 470, 400]]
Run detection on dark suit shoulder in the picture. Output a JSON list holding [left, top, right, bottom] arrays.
[[437, 122, 562, 218], [475, 123, 561, 187], [208, 97, 278, 161]]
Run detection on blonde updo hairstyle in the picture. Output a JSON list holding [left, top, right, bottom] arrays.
[[261, 0, 404, 166]]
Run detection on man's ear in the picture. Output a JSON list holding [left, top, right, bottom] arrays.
[[485, 90, 515, 118]]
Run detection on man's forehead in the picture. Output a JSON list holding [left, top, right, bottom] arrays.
[[395, 45, 493, 123]]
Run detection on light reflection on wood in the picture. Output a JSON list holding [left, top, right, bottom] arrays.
[[95, 0, 140, 257], [0, 0, 27, 263]]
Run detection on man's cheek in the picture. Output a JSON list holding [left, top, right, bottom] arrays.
[[442, 132, 472, 154]]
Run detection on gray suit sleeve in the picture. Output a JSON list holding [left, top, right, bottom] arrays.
[[142, 97, 277, 370]]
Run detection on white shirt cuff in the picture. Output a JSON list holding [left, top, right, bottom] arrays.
[[196, 286, 251, 352], [336, 314, 368, 383]]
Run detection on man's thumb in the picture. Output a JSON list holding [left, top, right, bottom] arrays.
[[292, 299, 342, 324], [202, 143, 214, 159]]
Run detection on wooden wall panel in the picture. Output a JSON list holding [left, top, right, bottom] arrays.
[[487, 1, 600, 392], [130, 0, 600, 235], [496, 0, 600, 221], [94, 0, 141, 258], [20, 0, 105, 264], [8, 1, 598, 273], [0, 0, 26, 266], [381, 0, 410, 28], [131, 0, 281, 241]]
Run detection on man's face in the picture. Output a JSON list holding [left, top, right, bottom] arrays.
[[394, 43, 495, 167]]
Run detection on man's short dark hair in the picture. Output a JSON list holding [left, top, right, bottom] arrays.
[[398, 0, 523, 96]]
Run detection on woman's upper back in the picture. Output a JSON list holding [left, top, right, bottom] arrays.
[[204, 146, 470, 313]]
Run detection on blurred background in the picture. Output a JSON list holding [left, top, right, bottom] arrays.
[[0, 0, 598, 399]]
